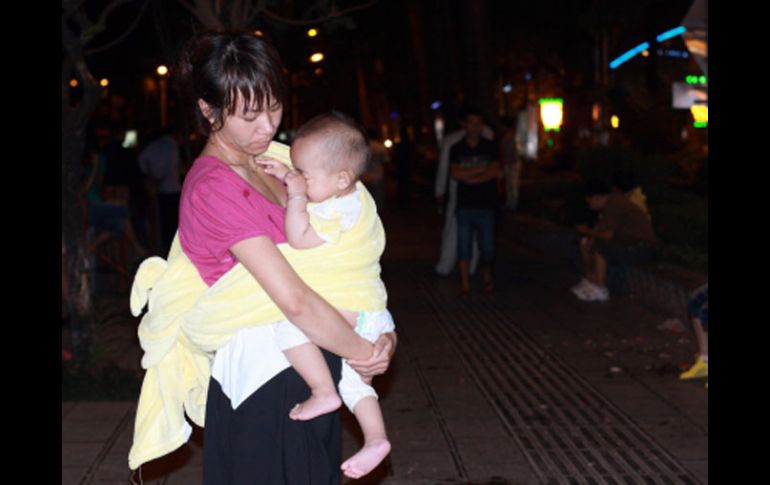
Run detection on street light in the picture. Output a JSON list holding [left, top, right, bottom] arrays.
[[157, 65, 169, 127], [539, 98, 563, 132], [307, 28, 318, 37], [100, 78, 109, 87], [69, 79, 79, 88], [611, 115, 620, 129], [310, 52, 325, 63], [691, 104, 708, 128]]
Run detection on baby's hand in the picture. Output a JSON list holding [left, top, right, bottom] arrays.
[[284, 170, 307, 196], [254, 156, 291, 182]]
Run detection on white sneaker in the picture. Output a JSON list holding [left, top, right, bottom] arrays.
[[592, 286, 610, 302], [576, 282, 610, 302], [571, 278, 591, 296]]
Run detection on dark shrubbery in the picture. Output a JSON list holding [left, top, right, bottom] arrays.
[[522, 144, 707, 274], [62, 361, 142, 401]]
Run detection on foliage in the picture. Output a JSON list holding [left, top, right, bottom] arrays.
[[62, 361, 142, 401], [62, 298, 142, 401], [521, 150, 707, 274]]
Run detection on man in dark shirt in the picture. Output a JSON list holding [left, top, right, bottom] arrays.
[[572, 179, 658, 302], [450, 110, 503, 294]]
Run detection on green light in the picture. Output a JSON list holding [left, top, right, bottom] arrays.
[[693, 121, 708, 128], [686, 75, 707, 85], [699, 76, 707, 84], [686, 76, 696, 84], [539, 98, 563, 105]]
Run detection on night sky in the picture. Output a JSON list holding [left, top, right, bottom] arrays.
[[74, 0, 697, 138]]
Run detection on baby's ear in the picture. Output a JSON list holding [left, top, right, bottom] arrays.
[[337, 170, 354, 190]]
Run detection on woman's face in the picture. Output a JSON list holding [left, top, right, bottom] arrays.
[[204, 95, 283, 157]]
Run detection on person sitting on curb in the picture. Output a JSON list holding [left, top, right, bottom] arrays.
[[611, 170, 651, 221], [571, 179, 658, 302], [679, 284, 708, 385]]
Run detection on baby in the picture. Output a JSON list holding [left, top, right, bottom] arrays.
[[257, 111, 392, 479]]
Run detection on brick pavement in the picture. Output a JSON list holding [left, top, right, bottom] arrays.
[[63, 193, 707, 485]]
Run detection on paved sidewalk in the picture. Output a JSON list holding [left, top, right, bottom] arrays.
[[62, 192, 707, 485]]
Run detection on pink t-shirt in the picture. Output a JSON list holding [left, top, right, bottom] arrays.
[[179, 155, 287, 286]]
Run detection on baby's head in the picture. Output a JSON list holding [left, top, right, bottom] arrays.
[[290, 111, 370, 202]]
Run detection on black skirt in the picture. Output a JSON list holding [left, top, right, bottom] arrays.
[[203, 349, 342, 485]]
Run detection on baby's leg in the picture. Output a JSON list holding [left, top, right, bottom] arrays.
[[283, 343, 341, 420], [338, 309, 395, 478], [340, 396, 391, 479]]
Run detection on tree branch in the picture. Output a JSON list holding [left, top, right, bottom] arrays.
[[70, 6, 96, 44], [62, 15, 100, 131], [62, 55, 74, 111], [230, 0, 243, 30], [75, 0, 134, 45], [262, 0, 378, 26], [182, 0, 224, 30], [244, 0, 268, 27], [93, 0, 136, 34], [176, 0, 199, 19], [62, 0, 89, 21], [84, 0, 152, 55]]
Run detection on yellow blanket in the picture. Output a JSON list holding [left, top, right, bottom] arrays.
[[127, 142, 387, 470]]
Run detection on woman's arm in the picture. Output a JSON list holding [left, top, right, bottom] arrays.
[[230, 236, 373, 360], [347, 331, 397, 378]]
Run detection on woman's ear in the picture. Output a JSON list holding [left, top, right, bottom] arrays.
[[197, 99, 215, 123]]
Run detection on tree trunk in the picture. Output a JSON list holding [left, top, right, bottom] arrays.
[[62, 11, 104, 366], [152, 1, 194, 166], [356, 60, 374, 129], [458, 0, 497, 128], [406, 0, 433, 141], [428, 0, 461, 127], [62, 125, 94, 365]]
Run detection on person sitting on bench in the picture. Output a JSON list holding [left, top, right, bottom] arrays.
[[571, 179, 658, 302]]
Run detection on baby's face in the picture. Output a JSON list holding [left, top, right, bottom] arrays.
[[290, 136, 341, 203]]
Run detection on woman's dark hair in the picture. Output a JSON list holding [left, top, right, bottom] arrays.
[[611, 170, 637, 193], [177, 31, 288, 136], [583, 178, 611, 198]]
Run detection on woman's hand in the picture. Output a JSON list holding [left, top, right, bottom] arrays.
[[347, 331, 397, 379]]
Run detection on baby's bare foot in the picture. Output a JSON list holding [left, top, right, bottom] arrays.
[[288, 393, 342, 421], [340, 438, 391, 479]]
